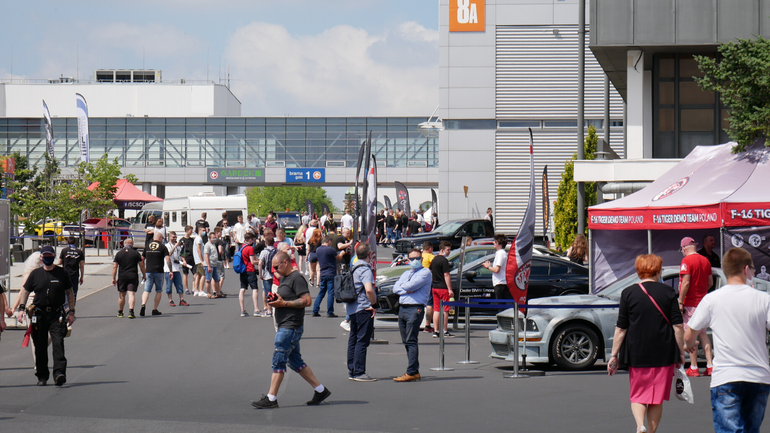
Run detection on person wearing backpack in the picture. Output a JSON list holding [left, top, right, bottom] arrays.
[[237, 233, 260, 317], [258, 234, 278, 318], [346, 242, 378, 382], [312, 236, 340, 317]]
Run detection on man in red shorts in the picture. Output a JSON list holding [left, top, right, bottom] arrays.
[[679, 236, 714, 377], [429, 241, 455, 338]]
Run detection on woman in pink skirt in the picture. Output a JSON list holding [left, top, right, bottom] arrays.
[[608, 254, 686, 433]]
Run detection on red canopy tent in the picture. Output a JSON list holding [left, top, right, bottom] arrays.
[[87, 179, 162, 210], [588, 141, 770, 292]]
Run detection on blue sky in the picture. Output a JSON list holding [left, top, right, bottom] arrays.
[[3, 0, 439, 117]]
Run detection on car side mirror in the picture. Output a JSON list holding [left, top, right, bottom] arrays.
[[456, 230, 468, 238], [464, 270, 476, 282]]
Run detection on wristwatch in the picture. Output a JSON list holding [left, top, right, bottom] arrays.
[[67, 309, 75, 315]]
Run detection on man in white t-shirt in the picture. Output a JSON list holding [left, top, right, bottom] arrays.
[[340, 209, 354, 230], [164, 231, 189, 307], [483, 234, 510, 300], [319, 212, 328, 231], [685, 247, 770, 433], [233, 214, 248, 248], [192, 226, 206, 296]]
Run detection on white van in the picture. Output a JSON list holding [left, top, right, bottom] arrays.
[[131, 193, 248, 249]]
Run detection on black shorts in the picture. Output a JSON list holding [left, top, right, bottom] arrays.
[[118, 279, 139, 293]]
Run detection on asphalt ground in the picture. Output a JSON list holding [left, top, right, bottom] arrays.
[[0, 251, 748, 433]]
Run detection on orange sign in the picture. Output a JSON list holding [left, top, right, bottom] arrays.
[[449, 0, 485, 32]]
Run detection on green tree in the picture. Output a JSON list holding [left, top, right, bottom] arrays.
[[245, 186, 337, 217], [695, 36, 770, 152], [9, 153, 61, 234], [554, 125, 598, 249]]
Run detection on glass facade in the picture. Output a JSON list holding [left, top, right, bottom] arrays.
[[0, 117, 437, 169], [653, 53, 729, 158]]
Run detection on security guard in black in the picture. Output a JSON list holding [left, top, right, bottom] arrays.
[[18, 246, 76, 386]]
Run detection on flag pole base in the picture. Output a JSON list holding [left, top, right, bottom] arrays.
[[503, 372, 529, 379], [457, 360, 480, 364], [430, 367, 455, 371]]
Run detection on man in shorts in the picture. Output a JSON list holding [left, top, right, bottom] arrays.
[[180, 225, 195, 295], [238, 232, 260, 317], [679, 236, 714, 376], [251, 251, 330, 409], [429, 241, 455, 338], [112, 238, 146, 319], [421, 242, 435, 333], [204, 229, 222, 298], [685, 247, 770, 433], [141, 232, 169, 317], [193, 225, 207, 296]]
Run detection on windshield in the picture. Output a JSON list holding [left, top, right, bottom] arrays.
[[277, 214, 300, 227], [599, 268, 682, 298], [430, 221, 464, 236]]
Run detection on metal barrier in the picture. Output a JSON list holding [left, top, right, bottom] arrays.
[[433, 298, 620, 378]]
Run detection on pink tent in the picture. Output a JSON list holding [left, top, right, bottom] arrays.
[[588, 141, 770, 292]]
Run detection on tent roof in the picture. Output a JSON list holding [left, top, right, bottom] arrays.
[[88, 179, 162, 210], [588, 141, 770, 230]]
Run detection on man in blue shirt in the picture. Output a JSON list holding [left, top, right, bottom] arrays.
[[312, 236, 339, 317], [392, 248, 432, 382]]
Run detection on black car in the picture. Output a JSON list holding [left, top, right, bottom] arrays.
[[377, 254, 588, 315], [392, 219, 494, 258]]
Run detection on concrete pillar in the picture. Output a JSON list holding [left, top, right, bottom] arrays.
[[142, 183, 153, 194], [155, 185, 165, 199], [226, 186, 239, 196], [626, 50, 645, 160]]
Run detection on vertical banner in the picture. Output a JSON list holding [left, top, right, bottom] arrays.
[[321, 202, 330, 216], [366, 155, 378, 280], [394, 181, 411, 216], [384, 195, 392, 211], [542, 166, 549, 247], [360, 131, 372, 235], [304, 199, 315, 217], [353, 138, 367, 242], [75, 93, 90, 163], [43, 100, 55, 160], [506, 129, 536, 313]]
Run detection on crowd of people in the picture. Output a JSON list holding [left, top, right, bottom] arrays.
[[5, 211, 770, 433]]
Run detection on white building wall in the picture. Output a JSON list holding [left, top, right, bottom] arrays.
[[0, 83, 240, 118]]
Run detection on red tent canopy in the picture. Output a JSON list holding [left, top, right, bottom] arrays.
[[88, 179, 162, 210]]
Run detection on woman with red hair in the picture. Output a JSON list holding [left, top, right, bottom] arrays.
[[608, 254, 685, 433]]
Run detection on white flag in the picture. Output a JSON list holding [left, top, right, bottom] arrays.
[[43, 100, 54, 159], [366, 155, 378, 280], [75, 93, 90, 163]]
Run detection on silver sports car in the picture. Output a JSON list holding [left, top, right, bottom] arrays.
[[488, 266, 770, 370]]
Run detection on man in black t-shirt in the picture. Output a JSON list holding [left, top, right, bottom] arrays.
[[180, 225, 195, 294], [252, 252, 330, 409], [16, 246, 76, 386], [429, 241, 454, 338], [112, 238, 146, 319], [386, 210, 396, 244], [140, 232, 169, 317], [196, 212, 210, 243], [58, 236, 85, 298]]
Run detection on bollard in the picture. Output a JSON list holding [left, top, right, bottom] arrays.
[[430, 299, 454, 371], [504, 301, 528, 379], [457, 296, 479, 364]]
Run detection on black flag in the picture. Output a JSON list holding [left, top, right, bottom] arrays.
[[394, 181, 411, 216], [384, 195, 392, 211], [542, 166, 550, 246], [305, 199, 315, 218], [321, 203, 330, 215], [431, 188, 438, 217]]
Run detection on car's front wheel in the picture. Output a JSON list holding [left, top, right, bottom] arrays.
[[550, 323, 599, 370]]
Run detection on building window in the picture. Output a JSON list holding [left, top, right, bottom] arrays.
[[653, 53, 727, 158]]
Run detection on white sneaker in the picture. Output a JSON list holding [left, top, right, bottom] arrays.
[[340, 320, 350, 332]]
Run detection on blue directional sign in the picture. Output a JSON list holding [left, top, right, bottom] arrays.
[[286, 168, 325, 183]]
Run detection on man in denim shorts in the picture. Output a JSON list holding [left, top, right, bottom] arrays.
[[141, 232, 168, 317], [685, 247, 770, 433], [251, 251, 331, 409]]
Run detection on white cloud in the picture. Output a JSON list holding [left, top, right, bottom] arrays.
[[226, 21, 438, 116]]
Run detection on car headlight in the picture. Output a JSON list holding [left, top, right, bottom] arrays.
[[376, 275, 387, 283], [517, 318, 539, 332]]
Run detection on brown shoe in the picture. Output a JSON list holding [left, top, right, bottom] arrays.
[[393, 373, 420, 382]]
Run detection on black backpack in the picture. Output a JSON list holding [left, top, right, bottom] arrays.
[[334, 263, 369, 303]]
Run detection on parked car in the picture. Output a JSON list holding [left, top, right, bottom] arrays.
[[66, 218, 133, 247], [377, 253, 588, 315], [392, 219, 494, 258], [32, 218, 70, 241], [377, 245, 500, 284], [487, 266, 770, 371]]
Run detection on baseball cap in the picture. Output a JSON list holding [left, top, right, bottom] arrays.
[[40, 245, 56, 255], [679, 237, 697, 251]]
